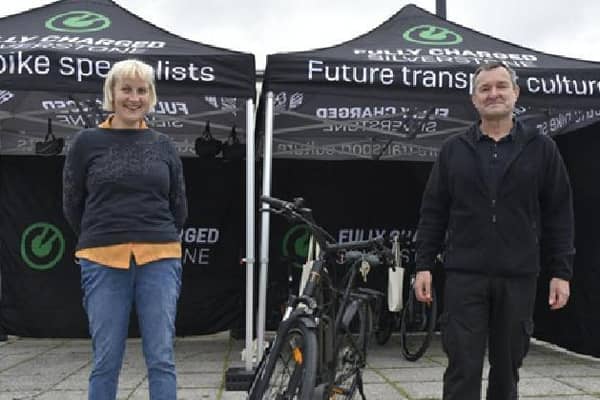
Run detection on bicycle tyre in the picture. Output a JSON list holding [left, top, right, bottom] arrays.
[[374, 308, 393, 345], [399, 286, 437, 362], [332, 297, 370, 399], [248, 318, 318, 400]]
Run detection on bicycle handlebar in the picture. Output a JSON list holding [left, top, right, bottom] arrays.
[[260, 195, 336, 246], [260, 195, 296, 211], [324, 236, 384, 252], [261, 195, 394, 265]]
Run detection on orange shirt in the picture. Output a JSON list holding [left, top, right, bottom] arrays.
[[75, 116, 181, 268], [76, 242, 181, 268]]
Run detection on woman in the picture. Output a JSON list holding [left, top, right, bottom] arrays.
[[63, 59, 187, 400]]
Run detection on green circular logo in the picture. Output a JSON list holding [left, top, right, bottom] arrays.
[[281, 224, 311, 269], [20, 223, 65, 271], [403, 25, 463, 45], [45, 11, 111, 33]]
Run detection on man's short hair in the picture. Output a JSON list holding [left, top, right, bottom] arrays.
[[471, 62, 518, 92]]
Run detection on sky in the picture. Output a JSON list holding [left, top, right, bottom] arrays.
[[1, 0, 599, 70]]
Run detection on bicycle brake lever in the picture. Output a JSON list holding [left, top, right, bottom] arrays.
[[292, 197, 305, 208]]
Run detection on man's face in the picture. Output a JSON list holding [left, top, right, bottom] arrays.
[[471, 67, 519, 121]]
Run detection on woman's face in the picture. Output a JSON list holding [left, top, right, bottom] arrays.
[[111, 75, 151, 128]]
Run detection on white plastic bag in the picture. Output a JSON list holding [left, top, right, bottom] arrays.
[[387, 237, 404, 312], [299, 235, 319, 295], [388, 266, 404, 312]]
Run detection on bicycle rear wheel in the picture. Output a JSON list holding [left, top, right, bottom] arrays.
[[399, 286, 437, 361], [248, 317, 318, 400], [374, 308, 393, 345], [332, 296, 371, 399]]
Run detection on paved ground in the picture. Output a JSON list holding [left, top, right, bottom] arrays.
[[1, 332, 600, 399]]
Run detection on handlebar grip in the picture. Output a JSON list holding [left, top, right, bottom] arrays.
[[363, 254, 381, 268], [345, 252, 381, 267], [260, 195, 290, 210], [344, 251, 363, 262]]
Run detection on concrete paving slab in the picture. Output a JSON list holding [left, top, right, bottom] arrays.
[[526, 364, 600, 378], [362, 383, 408, 399], [557, 376, 600, 393], [521, 397, 599, 400], [180, 372, 223, 389], [397, 379, 444, 399], [129, 388, 220, 400], [379, 365, 446, 382], [35, 390, 95, 400], [361, 368, 387, 384], [0, 374, 58, 391], [500, 377, 586, 397], [1, 332, 600, 399], [0, 392, 39, 400], [176, 360, 227, 373]]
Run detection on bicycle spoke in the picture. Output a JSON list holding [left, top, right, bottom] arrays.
[[332, 300, 368, 399], [264, 331, 308, 399]]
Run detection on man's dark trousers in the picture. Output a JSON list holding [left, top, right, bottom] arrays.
[[441, 271, 537, 400]]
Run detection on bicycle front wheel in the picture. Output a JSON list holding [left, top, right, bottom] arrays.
[[248, 318, 318, 400], [399, 286, 437, 362]]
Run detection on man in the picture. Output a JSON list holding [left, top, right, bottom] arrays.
[[414, 62, 574, 400]]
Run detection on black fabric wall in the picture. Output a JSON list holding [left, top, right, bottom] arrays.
[[265, 160, 433, 327], [1, 123, 598, 357], [0, 157, 245, 337], [266, 126, 600, 358], [534, 122, 600, 356]]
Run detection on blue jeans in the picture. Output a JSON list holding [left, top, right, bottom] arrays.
[[80, 257, 182, 400]]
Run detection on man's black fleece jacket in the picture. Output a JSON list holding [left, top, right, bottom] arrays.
[[416, 120, 575, 280]]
